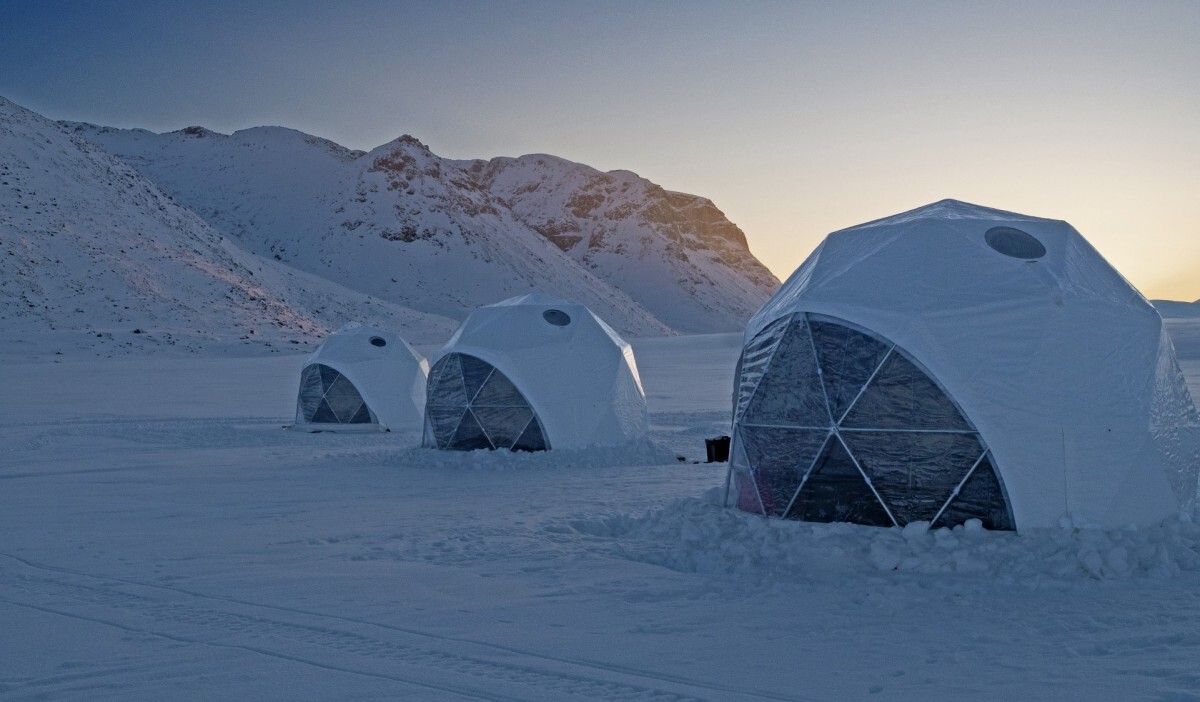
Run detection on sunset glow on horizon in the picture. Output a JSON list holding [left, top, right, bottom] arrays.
[[2, 0, 1196, 300]]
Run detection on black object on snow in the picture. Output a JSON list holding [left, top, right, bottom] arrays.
[[706, 436, 731, 463]]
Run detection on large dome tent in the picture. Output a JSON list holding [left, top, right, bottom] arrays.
[[294, 323, 429, 432], [727, 199, 1200, 531], [423, 293, 648, 451]]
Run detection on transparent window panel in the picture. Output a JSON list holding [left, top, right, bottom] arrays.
[[735, 316, 791, 421], [932, 454, 1014, 531], [326, 394, 365, 423], [732, 468, 765, 515], [325, 374, 361, 399], [427, 406, 467, 448], [427, 354, 468, 408], [473, 405, 534, 449], [472, 370, 527, 407], [297, 365, 326, 422], [808, 317, 891, 421], [740, 426, 829, 517], [512, 416, 549, 452], [841, 351, 971, 431], [450, 409, 493, 450], [349, 403, 373, 424], [786, 438, 893, 526], [459, 355, 495, 403], [841, 431, 983, 524], [318, 364, 340, 388], [743, 319, 830, 427], [311, 398, 339, 424]]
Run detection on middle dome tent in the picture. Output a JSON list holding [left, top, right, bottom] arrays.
[[424, 293, 649, 451]]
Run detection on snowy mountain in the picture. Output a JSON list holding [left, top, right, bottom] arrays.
[[1153, 299, 1200, 318], [0, 97, 458, 357], [68, 122, 778, 334]]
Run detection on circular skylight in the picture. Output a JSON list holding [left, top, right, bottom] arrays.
[[369, 336, 387, 347], [543, 309, 571, 326], [985, 226, 1046, 260]]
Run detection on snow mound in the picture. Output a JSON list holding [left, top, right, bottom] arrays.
[[336, 438, 680, 471], [573, 491, 1200, 584]]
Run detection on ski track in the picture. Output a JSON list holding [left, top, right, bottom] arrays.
[[0, 552, 790, 702]]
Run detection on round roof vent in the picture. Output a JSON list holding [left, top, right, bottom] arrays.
[[543, 309, 571, 326], [369, 336, 387, 347], [985, 226, 1046, 260]]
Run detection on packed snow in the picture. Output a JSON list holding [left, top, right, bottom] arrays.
[[2, 329, 1199, 701]]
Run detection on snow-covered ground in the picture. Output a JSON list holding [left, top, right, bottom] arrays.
[[2, 331, 1199, 701]]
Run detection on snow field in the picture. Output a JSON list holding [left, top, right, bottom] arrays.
[[1, 331, 1199, 700]]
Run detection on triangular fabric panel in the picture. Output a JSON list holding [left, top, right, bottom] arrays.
[[742, 318, 830, 427], [932, 453, 1014, 530], [841, 431, 984, 525], [739, 425, 829, 517], [841, 351, 971, 431], [786, 437, 893, 526], [808, 317, 892, 422]]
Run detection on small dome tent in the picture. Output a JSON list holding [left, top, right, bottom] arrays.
[[727, 200, 1200, 531], [294, 324, 429, 432], [423, 293, 648, 451]]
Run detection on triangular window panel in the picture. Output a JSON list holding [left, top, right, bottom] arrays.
[[473, 405, 534, 449], [786, 437, 893, 526], [427, 354, 468, 408], [326, 393, 365, 423], [297, 365, 326, 421], [310, 398, 339, 424], [809, 317, 892, 422], [841, 351, 971, 431], [325, 374, 361, 398], [348, 402, 373, 424], [739, 425, 829, 518], [450, 408, 493, 451], [742, 318, 830, 427], [318, 364, 340, 389], [512, 416, 549, 452], [932, 453, 1014, 531], [734, 316, 791, 422], [472, 369, 527, 407], [459, 355, 495, 404], [733, 468, 765, 515], [426, 406, 467, 448], [841, 431, 984, 525]]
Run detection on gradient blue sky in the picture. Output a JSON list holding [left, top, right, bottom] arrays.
[[3, 0, 1197, 299]]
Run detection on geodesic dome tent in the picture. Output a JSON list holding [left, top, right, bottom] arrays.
[[294, 324, 429, 432], [423, 293, 648, 451], [727, 199, 1200, 531]]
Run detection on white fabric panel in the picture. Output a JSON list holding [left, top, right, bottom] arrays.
[[295, 323, 429, 432], [743, 199, 1200, 529], [432, 293, 649, 449]]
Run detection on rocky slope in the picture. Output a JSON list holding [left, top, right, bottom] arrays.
[[0, 97, 457, 358], [70, 122, 778, 334]]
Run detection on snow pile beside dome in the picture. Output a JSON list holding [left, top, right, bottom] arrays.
[[574, 491, 1200, 583]]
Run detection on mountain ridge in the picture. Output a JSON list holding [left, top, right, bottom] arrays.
[[69, 120, 779, 334]]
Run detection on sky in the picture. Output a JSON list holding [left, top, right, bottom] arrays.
[[2, 0, 1197, 300]]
